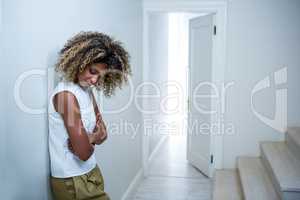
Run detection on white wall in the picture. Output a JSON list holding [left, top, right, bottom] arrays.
[[224, 0, 300, 168], [147, 13, 169, 156], [1, 0, 142, 199], [0, 0, 6, 196]]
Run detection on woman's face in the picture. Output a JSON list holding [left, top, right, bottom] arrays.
[[77, 63, 107, 88]]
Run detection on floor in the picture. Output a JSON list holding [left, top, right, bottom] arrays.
[[131, 135, 212, 200]]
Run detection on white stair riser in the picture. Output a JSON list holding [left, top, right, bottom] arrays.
[[286, 133, 300, 161], [261, 150, 284, 199], [261, 145, 300, 200], [282, 191, 300, 200]]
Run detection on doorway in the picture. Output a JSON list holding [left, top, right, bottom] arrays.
[[142, 1, 228, 178], [146, 12, 208, 179]]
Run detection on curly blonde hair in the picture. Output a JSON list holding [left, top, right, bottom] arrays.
[[55, 31, 131, 97]]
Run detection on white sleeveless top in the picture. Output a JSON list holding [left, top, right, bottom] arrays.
[[48, 81, 97, 178]]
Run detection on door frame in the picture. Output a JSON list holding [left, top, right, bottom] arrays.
[[0, 0, 2, 31], [142, 0, 228, 177]]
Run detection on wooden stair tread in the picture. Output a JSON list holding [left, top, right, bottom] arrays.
[[238, 157, 280, 200], [261, 142, 300, 192], [213, 169, 243, 200]]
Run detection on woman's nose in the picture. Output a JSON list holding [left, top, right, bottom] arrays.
[[91, 76, 98, 84]]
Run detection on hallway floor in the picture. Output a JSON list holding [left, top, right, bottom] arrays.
[[131, 136, 212, 200]]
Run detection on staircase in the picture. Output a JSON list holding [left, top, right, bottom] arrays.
[[213, 127, 300, 200]]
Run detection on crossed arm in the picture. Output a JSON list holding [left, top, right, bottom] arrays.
[[90, 91, 107, 145], [53, 91, 107, 161]]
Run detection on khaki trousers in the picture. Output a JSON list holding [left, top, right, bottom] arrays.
[[50, 165, 110, 200]]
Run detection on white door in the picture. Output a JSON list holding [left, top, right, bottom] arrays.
[[187, 14, 215, 177]]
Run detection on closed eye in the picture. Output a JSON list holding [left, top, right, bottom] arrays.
[[89, 68, 98, 75]]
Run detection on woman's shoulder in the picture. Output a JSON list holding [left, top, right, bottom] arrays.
[[53, 81, 81, 94], [56, 80, 78, 88], [53, 81, 91, 102]]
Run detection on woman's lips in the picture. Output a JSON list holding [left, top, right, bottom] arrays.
[[79, 80, 90, 87]]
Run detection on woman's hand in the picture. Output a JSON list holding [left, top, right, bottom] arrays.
[[67, 138, 75, 154], [91, 113, 107, 145], [67, 112, 107, 154]]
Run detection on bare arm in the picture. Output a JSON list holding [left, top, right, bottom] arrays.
[[91, 91, 108, 145], [53, 91, 94, 161]]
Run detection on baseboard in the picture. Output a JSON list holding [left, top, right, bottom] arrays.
[[148, 135, 168, 164], [121, 136, 168, 200], [121, 168, 144, 200]]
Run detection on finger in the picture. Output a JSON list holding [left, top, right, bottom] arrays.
[[96, 117, 101, 125], [100, 127, 107, 139], [101, 134, 106, 140], [96, 113, 101, 120], [67, 139, 73, 148], [68, 140, 72, 148], [94, 121, 100, 129], [102, 122, 106, 130], [101, 133, 107, 140], [68, 143, 73, 152], [96, 122, 101, 130], [97, 119, 101, 125]]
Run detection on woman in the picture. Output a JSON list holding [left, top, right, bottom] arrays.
[[48, 31, 131, 200]]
